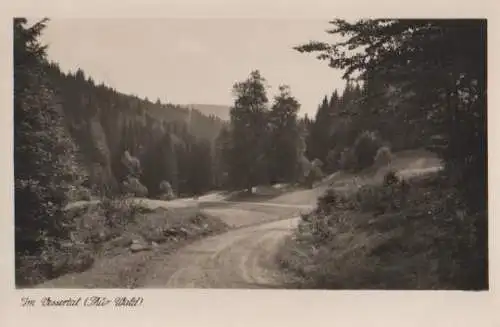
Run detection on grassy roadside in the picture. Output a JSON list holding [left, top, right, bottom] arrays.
[[18, 198, 229, 288], [276, 171, 487, 290]]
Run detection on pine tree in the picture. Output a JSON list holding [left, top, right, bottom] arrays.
[[268, 85, 302, 183], [329, 90, 339, 112], [14, 18, 88, 259], [306, 94, 335, 164]]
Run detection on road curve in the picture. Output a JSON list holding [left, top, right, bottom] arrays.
[[143, 217, 301, 289]]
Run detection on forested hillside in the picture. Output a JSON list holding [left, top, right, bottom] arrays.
[[303, 78, 428, 175], [186, 104, 231, 121], [43, 55, 223, 198]]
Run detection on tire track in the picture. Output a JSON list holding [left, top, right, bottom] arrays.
[[143, 218, 300, 288]]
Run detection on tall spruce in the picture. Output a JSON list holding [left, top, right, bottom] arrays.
[[305, 96, 328, 162], [268, 85, 302, 183], [14, 18, 88, 258]]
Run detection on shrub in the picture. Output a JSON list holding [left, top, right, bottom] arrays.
[[310, 188, 356, 217], [158, 180, 176, 200], [351, 131, 383, 170], [383, 170, 399, 186], [66, 184, 92, 202], [303, 158, 324, 188], [100, 197, 142, 228], [354, 184, 387, 213], [312, 164, 324, 180], [374, 146, 393, 167], [298, 156, 311, 186], [326, 148, 343, 172], [316, 188, 338, 213], [352, 173, 409, 214], [339, 148, 357, 171], [121, 150, 142, 178], [311, 158, 324, 169], [16, 239, 95, 287], [122, 177, 148, 197]]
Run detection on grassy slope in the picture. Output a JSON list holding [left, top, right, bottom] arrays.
[[24, 201, 229, 288], [276, 150, 485, 289]]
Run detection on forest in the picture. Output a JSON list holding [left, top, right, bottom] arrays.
[[279, 19, 487, 290], [15, 18, 487, 289]]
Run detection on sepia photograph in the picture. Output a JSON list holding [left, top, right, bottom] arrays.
[[14, 17, 487, 290]]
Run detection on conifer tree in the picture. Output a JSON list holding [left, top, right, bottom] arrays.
[[268, 85, 302, 183], [14, 18, 88, 258]]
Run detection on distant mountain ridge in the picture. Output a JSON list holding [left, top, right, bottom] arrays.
[[186, 104, 231, 121]]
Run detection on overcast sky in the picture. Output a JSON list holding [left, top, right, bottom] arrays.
[[40, 18, 346, 117]]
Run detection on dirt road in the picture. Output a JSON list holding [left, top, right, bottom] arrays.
[[137, 188, 318, 288], [143, 216, 301, 288]]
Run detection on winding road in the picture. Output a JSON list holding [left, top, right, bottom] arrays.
[[61, 188, 319, 288], [139, 159, 440, 288], [144, 216, 302, 288], [134, 187, 321, 288]]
